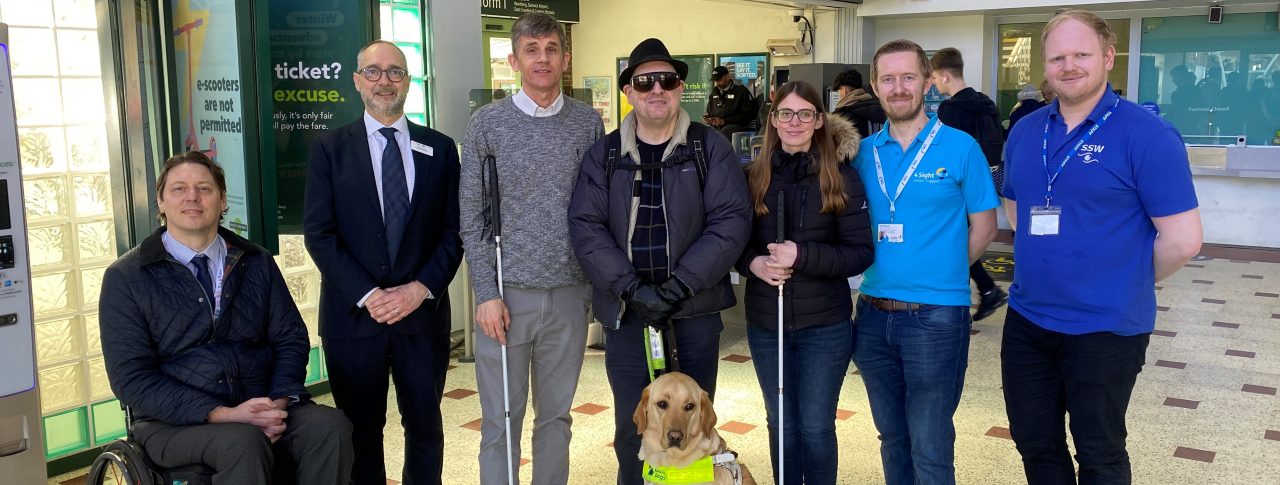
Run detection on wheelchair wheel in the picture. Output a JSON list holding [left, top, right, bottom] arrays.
[[87, 440, 155, 485]]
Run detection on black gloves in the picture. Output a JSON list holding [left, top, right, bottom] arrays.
[[624, 277, 692, 328]]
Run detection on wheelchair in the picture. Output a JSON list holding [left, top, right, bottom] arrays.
[[86, 405, 295, 485]]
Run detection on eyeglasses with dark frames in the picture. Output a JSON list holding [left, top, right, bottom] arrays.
[[631, 72, 681, 93], [773, 109, 819, 123], [358, 67, 408, 82]]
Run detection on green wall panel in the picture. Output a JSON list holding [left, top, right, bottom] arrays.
[[43, 407, 89, 459], [91, 399, 127, 445]]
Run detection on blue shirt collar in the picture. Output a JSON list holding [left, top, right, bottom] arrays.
[[871, 114, 942, 148], [1047, 83, 1119, 126], [161, 230, 227, 268]]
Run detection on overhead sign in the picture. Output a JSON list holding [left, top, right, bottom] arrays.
[[481, 0, 579, 23]]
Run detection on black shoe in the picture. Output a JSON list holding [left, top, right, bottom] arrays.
[[973, 287, 1008, 321]]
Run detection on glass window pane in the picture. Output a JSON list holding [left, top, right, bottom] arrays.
[[55, 28, 102, 76], [38, 361, 85, 413], [86, 356, 111, 401], [35, 317, 80, 364], [52, 0, 95, 28], [72, 173, 112, 217], [399, 42, 424, 78], [76, 219, 115, 263], [9, 27, 59, 76], [28, 223, 71, 268], [0, 0, 54, 26], [406, 79, 425, 115], [13, 77, 65, 126], [997, 20, 1129, 124], [379, 4, 393, 42], [24, 175, 69, 221], [79, 265, 106, 308], [60, 78, 106, 124], [65, 124, 109, 172], [391, 7, 421, 43], [1139, 13, 1279, 145], [32, 270, 74, 318], [18, 127, 69, 174], [83, 313, 101, 356]]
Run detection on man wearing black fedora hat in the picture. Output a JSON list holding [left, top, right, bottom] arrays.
[[568, 37, 751, 485]]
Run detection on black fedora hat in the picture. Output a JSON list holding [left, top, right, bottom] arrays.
[[618, 38, 688, 91]]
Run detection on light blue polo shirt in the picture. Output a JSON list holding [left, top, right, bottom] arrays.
[[852, 115, 1000, 306], [1003, 87, 1198, 336]]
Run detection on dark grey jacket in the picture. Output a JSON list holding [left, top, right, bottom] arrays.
[[569, 109, 752, 328], [100, 226, 310, 425]]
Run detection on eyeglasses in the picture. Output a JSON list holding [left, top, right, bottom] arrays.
[[631, 72, 681, 93], [359, 67, 408, 82], [773, 109, 819, 123]]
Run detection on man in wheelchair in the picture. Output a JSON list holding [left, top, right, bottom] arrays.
[[99, 151, 354, 484]]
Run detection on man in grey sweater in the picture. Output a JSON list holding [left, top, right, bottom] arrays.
[[459, 13, 604, 485]]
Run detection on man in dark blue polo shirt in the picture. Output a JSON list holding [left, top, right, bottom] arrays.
[[1002, 9, 1203, 484]]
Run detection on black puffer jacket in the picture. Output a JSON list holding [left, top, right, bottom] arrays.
[[736, 116, 875, 331], [100, 226, 310, 425], [570, 108, 752, 328]]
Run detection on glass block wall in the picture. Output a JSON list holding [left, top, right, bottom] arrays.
[[0, 0, 124, 459], [380, 0, 432, 126]]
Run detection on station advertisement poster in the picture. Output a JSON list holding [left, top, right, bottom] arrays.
[[268, 0, 369, 233], [715, 53, 768, 100], [170, 0, 252, 237]]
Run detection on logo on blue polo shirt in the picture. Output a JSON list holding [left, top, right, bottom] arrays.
[[913, 167, 950, 182], [1080, 144, 1106, 164]]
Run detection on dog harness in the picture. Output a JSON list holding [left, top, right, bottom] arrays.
[[641, 452, 743, 485]]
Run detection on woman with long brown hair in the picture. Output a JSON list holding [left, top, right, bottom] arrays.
[[736, 80, 874, 484]]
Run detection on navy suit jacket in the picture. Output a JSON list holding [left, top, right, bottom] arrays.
[[303, 118, 463, 339]]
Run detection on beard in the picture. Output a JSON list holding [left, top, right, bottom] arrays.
[[884, 96, 924, 123], [361, 88, 407, 118]]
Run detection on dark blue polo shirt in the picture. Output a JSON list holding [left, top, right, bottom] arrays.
[[1003, 86, 1199, 336]]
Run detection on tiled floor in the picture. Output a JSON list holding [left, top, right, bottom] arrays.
[[49, 246, 1280, 484]]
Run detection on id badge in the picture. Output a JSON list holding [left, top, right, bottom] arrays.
[[877, 223, 904, 243], [1029, 206, 1062, 236]]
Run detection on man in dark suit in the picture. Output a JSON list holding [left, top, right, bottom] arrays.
[[303, 40, 463, 485]]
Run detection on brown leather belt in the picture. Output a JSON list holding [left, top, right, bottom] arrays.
[[859, 293, 922, 312]]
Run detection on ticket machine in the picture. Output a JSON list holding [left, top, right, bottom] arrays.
[[0, 22, 48, 485]]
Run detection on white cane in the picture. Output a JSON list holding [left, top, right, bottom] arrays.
[[486, 155, 516, 485], [775, 191, 786, 483]]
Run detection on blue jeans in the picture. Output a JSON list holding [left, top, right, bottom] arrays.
[[851, 298, 971, 485], [747, 320, 853, 485]]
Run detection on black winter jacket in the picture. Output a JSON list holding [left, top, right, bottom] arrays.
[[569, 109, 752, 328], [100, 226, 310, 425], [937, 87, 1004, 166], [831, 89, 887, 139], [736, 116, 875, 331], [706, 82, 757, 128]]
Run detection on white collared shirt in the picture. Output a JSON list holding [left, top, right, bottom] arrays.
[[363, 112, 416, 217], [512, 89, 564, 117]]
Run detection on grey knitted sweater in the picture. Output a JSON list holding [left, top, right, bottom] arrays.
[[460, 96, 605, 304]]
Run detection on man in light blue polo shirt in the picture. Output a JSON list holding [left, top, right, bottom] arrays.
[[1002, 10, 1202, 484], [850, 39, 999, 485]]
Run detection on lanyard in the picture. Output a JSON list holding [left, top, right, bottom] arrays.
[[872, 120, 942, 222], [1041, 98, 1119, 206]]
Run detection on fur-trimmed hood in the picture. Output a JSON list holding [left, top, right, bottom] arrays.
[[825, 111, 861, 161]]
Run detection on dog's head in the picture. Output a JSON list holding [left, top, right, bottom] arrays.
[[633, 372, 717, 456]]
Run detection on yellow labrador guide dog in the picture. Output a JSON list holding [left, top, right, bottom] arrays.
[[633, 372, 756, 485]]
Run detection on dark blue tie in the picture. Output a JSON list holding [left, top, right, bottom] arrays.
[[192, 254, 215, 311], [379, 127, 410, 264]]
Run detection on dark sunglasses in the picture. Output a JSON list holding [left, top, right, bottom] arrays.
[[631, 72, 681, 93]]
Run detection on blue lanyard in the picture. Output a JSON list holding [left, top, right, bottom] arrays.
[[872, 120, 942, 223], [1040, 98, 1119, 206]]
